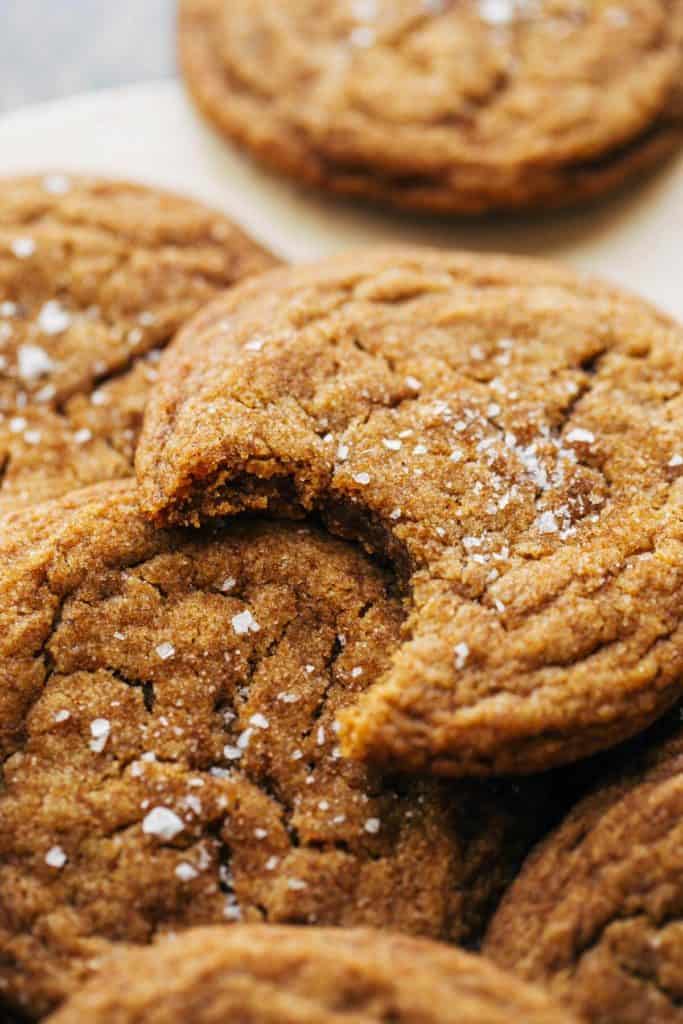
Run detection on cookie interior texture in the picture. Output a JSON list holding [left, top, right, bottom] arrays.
[[178, 0, 683, 212], [137, 247, 683, 777], [46, 925, 579, 1024], [485, 714, 683, 1023], [0, 480, 547, 1018], [0, 174, 276, 513]]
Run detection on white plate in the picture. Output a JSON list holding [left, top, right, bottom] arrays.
[[0, 79, 681, 317]]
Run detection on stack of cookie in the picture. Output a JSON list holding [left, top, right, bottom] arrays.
[[1, 173, 683, 1024], [1, 2, 683, 1020]]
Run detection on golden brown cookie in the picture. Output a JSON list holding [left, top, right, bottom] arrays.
[[485, 711, 683, 1023], [0, 481, 546, 1019], [0, 174, 276, 513], [46, 925, 579, 1024], [178, 0, 683, 214], [138, 247, 683, 777]]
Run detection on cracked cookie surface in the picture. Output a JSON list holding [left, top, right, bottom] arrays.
[[138, 247, 683, 776], [485, 713, 683, 1023], [0, 174, 276, 513], [0, 481, 544, 1018], [47, 925, 578, 1024], [179, 0, 683, 213]]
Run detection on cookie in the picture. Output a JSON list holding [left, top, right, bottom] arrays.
[[138, 247, 683, 776], [178, 0, 683, 214], [46, 925, 578, 1024], [485, 711, 683, 1023], [0, 174, 276, 513], [0, 481, 546, 1018]]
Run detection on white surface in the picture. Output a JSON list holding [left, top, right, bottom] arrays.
[[0, 79, 681, 317]]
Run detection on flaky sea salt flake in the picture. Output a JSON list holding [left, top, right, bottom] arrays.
[[11, 237, 36, 259], [45, 846, 67, 869], [232, 610, 260, 636], [142, 806, 184, 841], [89, 718, 110, 753], [454, 642, 470, 670], [537, 511, 559, 534], [479, 0, 516, 23], [18, 344, 54, 380], [566, 428, 595, 445], [38, 300, 71, 336], [175, 863, 199, 882]]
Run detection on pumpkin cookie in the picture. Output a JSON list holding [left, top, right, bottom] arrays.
[[138, 247, 683, 776], [47, 925, 578, 1024], [178, 0, 683, 213], [0, 481, 545, 1018], [0, 174, 276, 513], [485, 710, 683, 1023]]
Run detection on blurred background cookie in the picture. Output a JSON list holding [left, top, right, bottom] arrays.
[[178, 0, 683, 213], [46, 925, 579, 1024]]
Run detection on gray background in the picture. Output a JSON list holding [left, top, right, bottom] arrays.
[[0, 1, 174, 113]]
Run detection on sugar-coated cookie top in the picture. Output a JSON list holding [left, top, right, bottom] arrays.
[[0, 174, 275, 511], [0, 480, 544, 1017]]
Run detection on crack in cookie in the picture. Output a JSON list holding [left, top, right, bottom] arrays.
[[0, 481, 546, 1018]]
